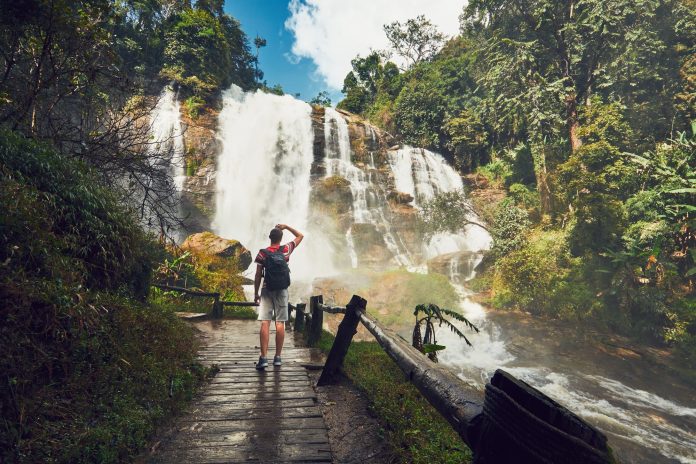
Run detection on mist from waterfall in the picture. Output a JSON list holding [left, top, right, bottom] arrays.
[[213, 85, 336, 281]]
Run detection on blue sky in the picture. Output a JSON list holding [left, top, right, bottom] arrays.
[[224, 1, 464, 106], [224, 1, 342, 105]]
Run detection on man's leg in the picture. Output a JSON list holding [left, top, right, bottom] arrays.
[[260, 320, 270, 357], [275, 321, 285, 357], [273, 289, 289, 359]]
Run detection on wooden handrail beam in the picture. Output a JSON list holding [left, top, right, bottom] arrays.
[[357, 311, 483, 444], [317, 303, 345, 314], [153, 284, 220, 298], [220, 301, 259, 307]]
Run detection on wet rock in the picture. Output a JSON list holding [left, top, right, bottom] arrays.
[[387, 191, 414, 205], [310, 106, 326, 177], [427, 251, 483, 278], [181, 231, 252, 271], [351, 223, 393, 267]]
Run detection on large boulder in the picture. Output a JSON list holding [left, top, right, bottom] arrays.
[[181, 231, 252, 271]]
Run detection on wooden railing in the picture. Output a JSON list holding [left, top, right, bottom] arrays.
[[309, 294, 614, 464], [153, 283, 258, 317]]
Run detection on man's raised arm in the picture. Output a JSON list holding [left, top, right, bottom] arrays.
[[276, 224, 304, 247]]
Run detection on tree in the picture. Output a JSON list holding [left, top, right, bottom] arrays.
[[162, 7, 256, 96], [253, 35, 267, 82], [337, 52, 401, 115], [384, 15, 446, 70], [310, 91, 332, 107], [419, 190, 489, 237]]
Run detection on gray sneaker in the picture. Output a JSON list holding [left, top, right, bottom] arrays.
[[273, 355, 282, 366], [256, 356, 268, 370]]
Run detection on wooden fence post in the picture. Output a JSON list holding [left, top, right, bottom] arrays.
[[212, 293, 222, 318], [294, 303, 306, 332], [307, 295, 323, 346], [317, 294, 366, 386]]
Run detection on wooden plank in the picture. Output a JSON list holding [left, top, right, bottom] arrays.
[[150, 444, 332, 464], [200, 386, 314, 396], [181, 406, 323, 422], [182, 398, 318, 414], [167, 417, 327, 434], [161, 429, 329, 448], [198, 393, 318, 405]]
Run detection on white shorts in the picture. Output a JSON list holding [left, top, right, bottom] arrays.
[[258, 288, 289, 322]]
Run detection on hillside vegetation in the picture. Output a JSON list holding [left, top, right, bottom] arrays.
[[0, 131, 211, 462]]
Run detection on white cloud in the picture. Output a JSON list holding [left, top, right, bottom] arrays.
[[285, 0, 465, 90]]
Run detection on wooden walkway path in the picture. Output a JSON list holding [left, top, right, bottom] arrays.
[[148, 319, 332, 464]]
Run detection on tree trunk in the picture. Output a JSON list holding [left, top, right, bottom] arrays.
[[566, 93, 582, 152], [531, 143, 554, 216]]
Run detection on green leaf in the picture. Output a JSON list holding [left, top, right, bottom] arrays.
[[422, 344, 447, 354]]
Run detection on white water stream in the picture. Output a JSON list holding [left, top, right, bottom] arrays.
[[210, 88, 695, 464]]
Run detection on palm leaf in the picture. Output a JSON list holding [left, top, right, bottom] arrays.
[[439, 307, 480, 333]]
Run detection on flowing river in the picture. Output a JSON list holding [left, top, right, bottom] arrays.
[[178, 86, 696, 464]]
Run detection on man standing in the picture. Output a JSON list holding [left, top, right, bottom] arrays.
[[253, 223, 303, 369]]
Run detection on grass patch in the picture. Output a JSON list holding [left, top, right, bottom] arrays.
[[316, 331, 472, 463]]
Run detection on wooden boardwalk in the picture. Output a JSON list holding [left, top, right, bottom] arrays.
[[148, 319, 332, 464]]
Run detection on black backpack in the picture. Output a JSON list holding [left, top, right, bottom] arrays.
[[262, 248, 291, 291]]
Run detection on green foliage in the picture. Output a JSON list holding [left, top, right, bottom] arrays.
[[0, 131, 205, 462], [489, 201, 530, 259], [476, 158, 512, 187], [0, 130, 157, 297], [310, 91, 332, 107], [492, 230, 597, 317], [316, 332, 473, 463], [162, 6, 256, 97], [419, 190, 488, 238], [184, 95, 205, 119]]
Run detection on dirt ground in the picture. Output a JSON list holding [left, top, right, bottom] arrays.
[[307, 369, 394, 464]]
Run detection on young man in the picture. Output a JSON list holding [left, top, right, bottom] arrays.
[[253, 223, 303, 369]]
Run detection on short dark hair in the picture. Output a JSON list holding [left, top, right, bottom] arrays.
[[269, 227, 283, 243]]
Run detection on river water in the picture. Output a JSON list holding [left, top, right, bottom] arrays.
[[206, 86, 695, 464], [437, 270, 696, 464]]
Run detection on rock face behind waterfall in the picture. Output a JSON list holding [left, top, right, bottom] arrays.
[[178, 107, 220, 235]]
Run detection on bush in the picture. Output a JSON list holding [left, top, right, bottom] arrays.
[[0, 130, 158, 298], [476, 158, 512, 187], [491, 230, 597, 318], [489, 201, 530, 259]]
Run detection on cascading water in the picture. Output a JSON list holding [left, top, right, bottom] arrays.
[[213, 85, 335, 281], [388, 146, 492, 258], [324, 108, 411, 267], [141, 85, 186, 239]]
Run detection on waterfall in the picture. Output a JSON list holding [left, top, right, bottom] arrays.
[[140, 85, 186, 239], [150, 86, 186, 191], [213, 85, 335, 280], [388, 146, 492, 257], [324, 108, 411, 267]]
